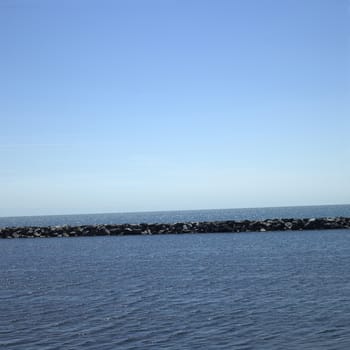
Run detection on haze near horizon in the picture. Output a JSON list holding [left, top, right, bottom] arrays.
[[1, 0, 349, 216]]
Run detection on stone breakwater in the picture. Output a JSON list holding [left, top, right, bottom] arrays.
[[1, 217, 350, 239]]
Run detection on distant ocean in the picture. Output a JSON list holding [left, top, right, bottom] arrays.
[[1, 204, 350, 228], [1, 205, 350, 349]]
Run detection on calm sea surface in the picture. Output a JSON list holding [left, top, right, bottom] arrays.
[[1, 206, 350, 349], [1, 204, 350, 227]]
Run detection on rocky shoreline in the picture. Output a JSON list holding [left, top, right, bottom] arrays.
[[1, 217, 350, 239]]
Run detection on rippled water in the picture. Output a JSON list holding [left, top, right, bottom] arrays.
[[1, 229, 350, 349]]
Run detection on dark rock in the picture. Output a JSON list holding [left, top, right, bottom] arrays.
[[1, 216, 349, 239]]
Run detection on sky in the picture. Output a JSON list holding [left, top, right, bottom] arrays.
[[1, 0, 349, 217]]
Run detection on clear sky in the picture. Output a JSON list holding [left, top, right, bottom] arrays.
[[1, 0, 349, 217]]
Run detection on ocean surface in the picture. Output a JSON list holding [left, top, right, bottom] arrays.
[[1, 204, 350, 228], [1, 205, 350, 349]]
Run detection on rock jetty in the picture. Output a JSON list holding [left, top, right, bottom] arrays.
[[1, 217, 350, 239]]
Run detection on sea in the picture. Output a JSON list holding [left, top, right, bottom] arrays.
[[1, 205, 350, 349]]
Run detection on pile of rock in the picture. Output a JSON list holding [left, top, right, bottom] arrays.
[[1, 217, 349, 239]]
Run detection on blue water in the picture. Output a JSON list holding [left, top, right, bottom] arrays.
[[0, 204, 349, 227], [1, 205, 350, 349]]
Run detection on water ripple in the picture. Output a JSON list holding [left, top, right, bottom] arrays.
[[1, 230, 350, 349]]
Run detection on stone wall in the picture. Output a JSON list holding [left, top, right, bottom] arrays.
[[1, 217, 350, 239]]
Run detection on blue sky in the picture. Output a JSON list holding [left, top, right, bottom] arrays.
[[1, 0, 349, 216]]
